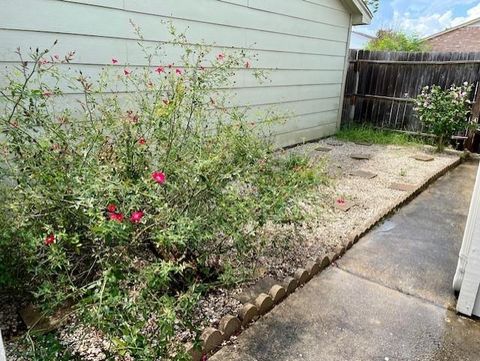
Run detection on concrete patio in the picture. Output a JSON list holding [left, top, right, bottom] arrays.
[[212, 161, 480, 361]]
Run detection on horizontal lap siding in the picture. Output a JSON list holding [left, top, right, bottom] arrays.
[[0, 0, 351, 147]]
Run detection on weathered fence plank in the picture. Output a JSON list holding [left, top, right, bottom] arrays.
[[342, 50, 480, 133]]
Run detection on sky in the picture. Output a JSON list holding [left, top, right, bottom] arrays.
[[351, 0, 480, 48]]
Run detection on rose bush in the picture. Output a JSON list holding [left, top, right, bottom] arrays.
[[0, 26, 326, 359], [414, 83, 473, 151]]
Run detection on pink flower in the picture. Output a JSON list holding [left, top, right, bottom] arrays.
[[130, 210, 144, 224], [42, 90, 53, 97], [155, 66, 165, 74], [336, 198, 346, 205], [107, 204, 117, 213], [109, 212, 124, 222], [138, 137, 146, 145], [38, 58, 49, 65], [44, 233, 55, 246], [151, 171, 166, 184], [245, 61, 251, 69], [53, 54, 60, 61], [124, 68, 132, 76], [112, 58, 118, 64], [175, 68, 183, 75], [216, 52, 225, 61]]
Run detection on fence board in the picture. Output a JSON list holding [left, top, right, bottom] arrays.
[[342, 50, 480, 133]]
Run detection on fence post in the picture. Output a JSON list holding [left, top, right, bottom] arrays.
[[349, 50, 360, 123]]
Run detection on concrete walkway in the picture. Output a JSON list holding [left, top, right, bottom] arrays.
[[212, 161, 480, 361]]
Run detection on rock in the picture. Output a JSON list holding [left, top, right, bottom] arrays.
[[326, 140, 344, 146], [283, 277, 298, 294], [294, 268, 309, 285], [268, 285, 287, 304], [354, 141, 373, 146], [255, 293, 274, 315], [19, 303, 70, 333], [219, 315, 241, 339], [201, 327, 223, 354], [238, 303, 258, 326]]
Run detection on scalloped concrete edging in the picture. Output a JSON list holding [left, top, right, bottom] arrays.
[[187, 156, 463, 361]]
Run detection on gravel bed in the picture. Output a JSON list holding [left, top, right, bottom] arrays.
[[2, 137, 459, 357], [185, 137, 459, 337]]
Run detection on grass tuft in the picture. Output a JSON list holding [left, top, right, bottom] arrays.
[[336, 125, 427, 146]]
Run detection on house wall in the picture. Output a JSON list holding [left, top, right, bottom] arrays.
[[0, 0, 353, 147], [426, 20, 480, 52]]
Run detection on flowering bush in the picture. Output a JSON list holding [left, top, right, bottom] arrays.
[[414, 83, 473, 151], [0, 25, 325, 359]]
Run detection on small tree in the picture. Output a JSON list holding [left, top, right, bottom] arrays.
[[366, 29, 427, 52], [414, 83, 473, 151]]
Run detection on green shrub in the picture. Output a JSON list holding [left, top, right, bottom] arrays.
[[366, 29, 427, 52], [0, 25, 325, 359], [414, 83, 473, 151]]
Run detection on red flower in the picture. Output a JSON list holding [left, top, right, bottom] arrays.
[[107, 204, 117, 213], [201, 355, 208, 361], [124, 68, 132, 76], [245, 61, 251, 69], [112, 58, 118, 64], [152, 171, 166, 184], [175, 68, 183, 75], [44, 233, 55, 246], [109, 212, 124, 222], [216, 52, 225, 61], [336, 198, 346, 205], [138, 137, 146, 145], [130, 210, 144, 224], [155, 66, 165, 74]]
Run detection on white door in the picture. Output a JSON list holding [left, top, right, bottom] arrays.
[[454, 163, 480, 316]]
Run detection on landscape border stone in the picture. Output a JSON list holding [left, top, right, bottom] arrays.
[[219, 315, 241, 339], [194, 155, 463, 359]]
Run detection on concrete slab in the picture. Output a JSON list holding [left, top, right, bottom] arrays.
[[339, 162, 478, 310], [212, 268, 480, 361], [211, 161, 480, 361]]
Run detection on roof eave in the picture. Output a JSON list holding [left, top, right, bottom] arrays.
[[341, 0, 373, 25], [424, 16, 480, 40]]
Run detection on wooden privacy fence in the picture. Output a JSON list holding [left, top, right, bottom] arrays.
[[342, 50, 480, 133]]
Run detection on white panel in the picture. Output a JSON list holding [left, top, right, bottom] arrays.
[[0, 0, 352, 146]]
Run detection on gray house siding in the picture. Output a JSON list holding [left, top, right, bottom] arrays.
[[0, 0, 354, 147]]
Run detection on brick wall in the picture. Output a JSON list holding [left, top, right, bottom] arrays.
[[426, 27, 480, 52]]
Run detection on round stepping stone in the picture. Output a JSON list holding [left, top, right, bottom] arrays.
[[306, 261, 320, 278], [354, 141, 373, 146], [255, 293, 274, 314], [219, 315, 241, 339], [350, 153, 371, 160], [326, 140, 344, 146], [315, 146, 332, 152], [201, 327, 223, 353], [294, 268, 309, 285], [350, 170, 377, 179], [389, 182, 416, 192], [269, 285, 287, 304], [185, 343, 203, 361], [411, 154, 434, 162], [238, 303, 258, 326], [283, 276, 298, 294]]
